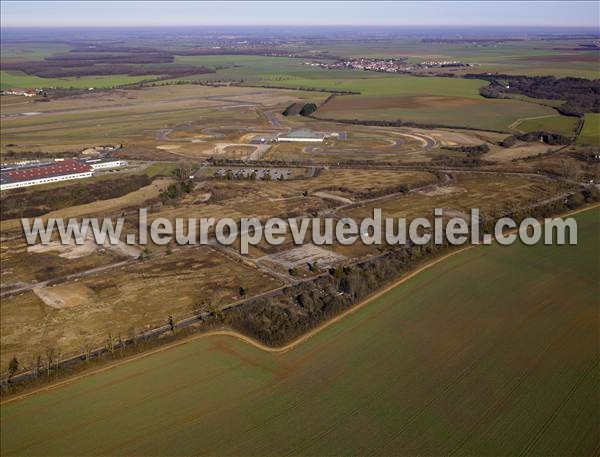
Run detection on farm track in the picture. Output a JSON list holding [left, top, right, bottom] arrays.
[[0, 260, 131, 298], [508, 114, 558, 131], [3, 203, 597, 406]]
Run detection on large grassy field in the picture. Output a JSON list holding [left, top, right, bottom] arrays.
[[2, 207, 597, 456], [577, 113, 600, 146], [517, 114, 580, 136], [0, 84, 322, 154]]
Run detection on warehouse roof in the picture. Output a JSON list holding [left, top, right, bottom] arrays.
[[0, 160, 92, 185]]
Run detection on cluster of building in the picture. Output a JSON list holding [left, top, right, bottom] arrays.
[[0, 157, 128, 191], [418, 60, 469, 68], [305, 58, 408, 73], [304, 58, 475, 74], [1, 88, 40, 97]]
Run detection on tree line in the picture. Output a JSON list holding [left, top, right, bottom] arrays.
[[470, 74, 600, 117]]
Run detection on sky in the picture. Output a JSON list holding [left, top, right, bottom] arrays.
[[1, 1, 598, 28]]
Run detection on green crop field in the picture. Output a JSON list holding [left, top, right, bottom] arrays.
[[309, 80, 556, 131], [250, 75, 485, 97], [517, 115, 580, 136], [2, 207, 598, 457], [577, 113, 600, 146], [0, 70, 158, 90], [317, 96, 555, 131]]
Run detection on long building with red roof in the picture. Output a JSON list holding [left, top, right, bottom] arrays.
[[0, 160, 94, 191]]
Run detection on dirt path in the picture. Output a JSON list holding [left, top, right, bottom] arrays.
[[0, 260, 131, 298], [3, 204, 597, 406]]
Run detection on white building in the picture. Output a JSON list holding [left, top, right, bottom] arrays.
[[277, 129, 326, 143], [84, 158, 128, 170]]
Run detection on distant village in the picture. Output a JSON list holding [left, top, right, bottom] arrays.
[[1, 88, 42, 97], [304, 58, 476, 74]]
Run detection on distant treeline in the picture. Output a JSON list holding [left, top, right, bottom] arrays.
[[174, 48, 338, 60], [3, 60, 214, 79], [468, 74, 600, 116], [3, 45, 216, 80]]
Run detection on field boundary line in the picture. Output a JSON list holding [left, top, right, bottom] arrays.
[[509, 114, 558, 131], [2, 204, 598, 406]]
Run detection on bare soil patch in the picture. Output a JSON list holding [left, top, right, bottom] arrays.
[[33, 283, 94, 309], [417, 185, 466, 197], [260, 244, 345, 270], [156, 144, 181, 151], [27, 232, 141, 260]]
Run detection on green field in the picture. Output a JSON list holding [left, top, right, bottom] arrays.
[[2, 207, 598, 456], [305, 78, 555, 131], [0, 70, 158, 90], [518, 114, 580, 136], [577, 113, 600, 146], [246, 74, 486, 97], [0, 43, 73, 61], [318, 96, 555, 131]]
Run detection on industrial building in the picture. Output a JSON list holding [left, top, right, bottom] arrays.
[[0, 160, 94, 190], [0, 157, 128, 191], [83, 158, 128, 170]]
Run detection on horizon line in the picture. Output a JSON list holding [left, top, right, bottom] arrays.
[[2, 24, 598, 28]]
